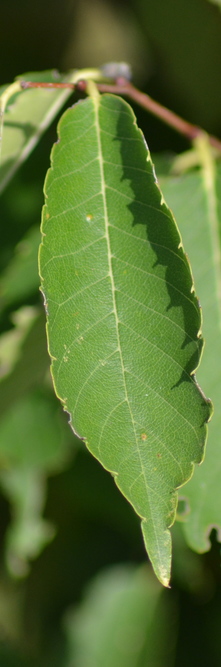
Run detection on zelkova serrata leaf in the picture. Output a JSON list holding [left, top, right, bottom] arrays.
[[39, 94, 211, 586]]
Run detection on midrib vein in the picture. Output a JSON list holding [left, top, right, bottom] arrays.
[[93, 98, 163, 569], [94, 97, 133, 421]]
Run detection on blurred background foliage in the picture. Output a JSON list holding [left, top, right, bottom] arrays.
[[0, 0, 221, 665]]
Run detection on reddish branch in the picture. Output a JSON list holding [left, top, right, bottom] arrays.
[[21, 78, 221, 153]]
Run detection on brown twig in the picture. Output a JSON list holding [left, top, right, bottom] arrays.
[[21, 81, 77, 90], [20, 78, 221, 153]]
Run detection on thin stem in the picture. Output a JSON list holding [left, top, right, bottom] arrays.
[[21, 81, 76, 89], [0, 80, 22, 164], [20, 78, 221, 153], [98, 79, 221, 152]]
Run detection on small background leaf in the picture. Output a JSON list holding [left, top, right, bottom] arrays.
[[63, 564, 175, 667], [0, 225, 40, 311], [0, 70, 74, 194], [0, 308, 74, 575], [206, 0, 221, 7], [40, 93, 210, 584], [0, 306, 37, 379], [0, 465, 55, 578]]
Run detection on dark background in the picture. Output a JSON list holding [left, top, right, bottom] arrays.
[[1, 0, 221, 147]]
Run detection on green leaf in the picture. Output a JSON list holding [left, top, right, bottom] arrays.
[[39, 93, 211, 585], [0, 309, 74, 576], [206, 0, 221, 7], [0, 70, 74, 194], [0, 306, 38, 379], [0, 311, 49, 418], [0, 390, 71, 469], [0, 389, 73, 576], [0, 225, 40, 311], [0, 465, 54, 577], [158, 154, 221, 552], [64, 564, 175, 667]]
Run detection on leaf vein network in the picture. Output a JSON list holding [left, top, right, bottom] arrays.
[[46, 156, 99, 190], [55, 311, 115, 380], [114, 254, 200, 315], [42, 235, 106, 270], [72, 348, 120, 418], [126, 367, 199, 440]]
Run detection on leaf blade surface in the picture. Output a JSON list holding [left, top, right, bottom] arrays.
[[40, 94, 211, 584]]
